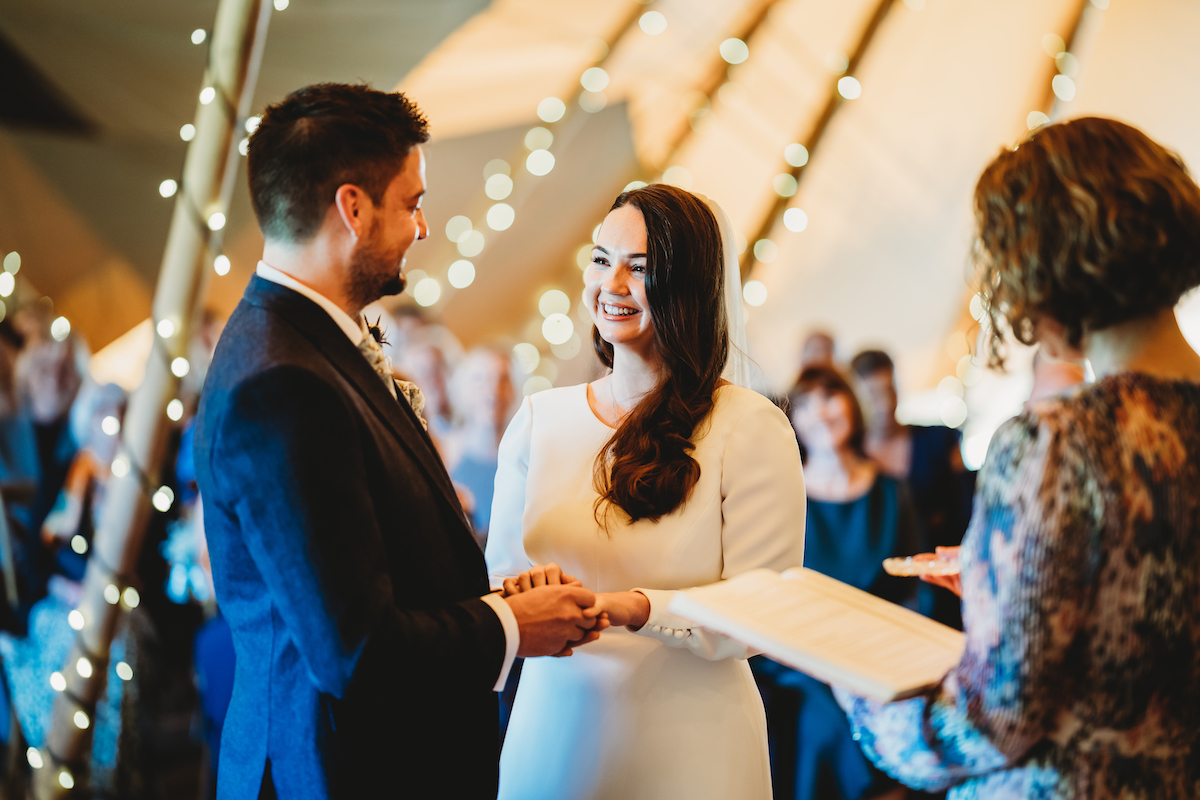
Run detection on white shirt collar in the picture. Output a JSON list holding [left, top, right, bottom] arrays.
[[256, 260, 366, 346]]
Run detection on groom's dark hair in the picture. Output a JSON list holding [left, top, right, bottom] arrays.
[[247, 83, 430, 243]]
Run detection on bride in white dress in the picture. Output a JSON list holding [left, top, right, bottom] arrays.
[[486, 184, 806, 800]]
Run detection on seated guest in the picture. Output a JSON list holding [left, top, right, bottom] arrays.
[[850, 349, 974, 627], [753, 365, 917, 800], [839, 117, 1200, 799]]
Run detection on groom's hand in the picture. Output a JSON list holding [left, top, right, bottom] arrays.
[[505, 585, 604, 658]]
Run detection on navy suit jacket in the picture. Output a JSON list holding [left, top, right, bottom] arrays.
[[195, 276, 505, 799]]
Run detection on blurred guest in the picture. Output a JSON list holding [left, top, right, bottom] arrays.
[[754, 365, 917, 800], [0, 323, 37, 484], [839, 117, 1200, 799], [1024, 346, 1086, 410], [800, 329, 836, 370], [40, 382, 126, 581], [396, 340, 455, 438], [445, 346, 516, 545], [850, 349, 973, 627]]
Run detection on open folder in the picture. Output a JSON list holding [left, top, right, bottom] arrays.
[[668, 567, 965, 702]]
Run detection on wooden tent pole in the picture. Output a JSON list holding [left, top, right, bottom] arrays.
[[32, 0, 271, 794]]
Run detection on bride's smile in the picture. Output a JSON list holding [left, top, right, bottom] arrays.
[[584, 203, 656, 355]]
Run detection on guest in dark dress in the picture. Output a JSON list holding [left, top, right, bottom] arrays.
[[753, 366, 917, 800], [850, 350, 974, 628], [839, 117, 1200, 800]]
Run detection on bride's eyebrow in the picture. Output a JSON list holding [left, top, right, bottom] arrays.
[[593, 245, 647, 258]]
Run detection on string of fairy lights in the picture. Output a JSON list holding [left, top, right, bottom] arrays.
[[20, 6, 280, 787]]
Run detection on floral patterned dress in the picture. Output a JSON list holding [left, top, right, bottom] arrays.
[[838, 373, 1200, 799]]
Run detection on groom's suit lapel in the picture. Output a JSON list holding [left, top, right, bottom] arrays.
[[244, 276, 469, 528]]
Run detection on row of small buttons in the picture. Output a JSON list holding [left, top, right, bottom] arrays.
[[649, 624, 691, 639]]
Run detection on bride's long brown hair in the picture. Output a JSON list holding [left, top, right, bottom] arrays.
[[592, 184, 729, 526]]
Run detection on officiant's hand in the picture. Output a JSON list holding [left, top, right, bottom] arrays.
[[505, 584, 606, 658], [588, 591, 651, 630], [501, 562, 582, 597], [916, 546, 962, 597]]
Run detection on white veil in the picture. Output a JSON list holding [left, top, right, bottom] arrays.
[[700, 195, 753, 389]]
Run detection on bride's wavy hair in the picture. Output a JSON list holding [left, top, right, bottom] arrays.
[[592, 184, 729, 526]]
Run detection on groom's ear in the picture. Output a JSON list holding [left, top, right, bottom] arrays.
[[333, 183, 371, 239]]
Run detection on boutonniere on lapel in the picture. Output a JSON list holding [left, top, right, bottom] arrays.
[[359, 316, 428, 430]]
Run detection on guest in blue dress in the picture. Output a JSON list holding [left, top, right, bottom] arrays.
[[753, 365, 919, 800]]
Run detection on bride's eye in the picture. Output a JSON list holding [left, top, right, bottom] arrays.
[[592, 256, 609, 267]]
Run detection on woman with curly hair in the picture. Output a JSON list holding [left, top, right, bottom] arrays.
[[839, 117, 1200, 799], [486, 184, 806, 799]]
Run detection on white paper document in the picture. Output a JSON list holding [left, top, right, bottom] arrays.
[[668, 567, 965, 702]]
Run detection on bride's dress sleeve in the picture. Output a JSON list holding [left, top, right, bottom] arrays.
[[484, 396, 534, 590], [633, 398, 807, 660]]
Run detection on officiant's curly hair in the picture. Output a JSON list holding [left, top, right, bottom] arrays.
[[593, 184, 728, 526], [247, 83, 429, 243]]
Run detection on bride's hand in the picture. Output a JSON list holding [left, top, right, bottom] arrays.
[[502, 562, 582, 597], [588, 591, 650, 630]]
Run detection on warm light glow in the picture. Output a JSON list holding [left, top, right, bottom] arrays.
[[662, 165, 693, 190], [76, 657, 93, 679], [825, 51, 850, 74], [537, 97, 566, 123], [513, 343, 541, 375], [457, 230, 485, 257], [116, 662, 134, 681], [1027, 111, 1050, 130], [273, 0, 289, 10], [245, 115, 261, 133], [623, 180, 648, 192], [720, 38, 749, 65], [580, 67, 610, 93], [526, 149, 555, 176], [542, 313, 574, 345], [938, 375, 965, 399], [191, 28, 207, 45], [717, 81, 746, 108], [111, 456, 130, 478], [969, 293, 985, 322], [171, 357, 191, 377], [783, 208, 808, 232], [639, 11, 667, 35], [577, 244, 594, 269], [207, 212, 226, 231], [153, 486, 175, 512], [159, 179, 178, 198], [773, 174, 798, 197], [940, 396, 969, 428], [3, 251, 20, 274], [1055, 52, 1079, 77], [50, 672, 66, 692], [753, 239, 778, 263], [123, 587, 141, 608], [51, 317, 71, 342], [414, 278, 441, 307], [538, 290, 571, 318], [74, 711, 90, 730], [445, 215, 473, 243], [524, 126, 553, 151], [404, 270, 427, 297], [71, 535, 88, 555], [592, 224, 601, 244], [27, 748, 43, 769], [59, 771, 74, 790], [101, 415, 121, 436], [447, 260, 475, 289], [903, 0, 925, 9], [180, 124, 196, 142], [167, 398, 185, 421], [1089, 0, 1109, 8], [157, 319, 176, 338], [214, 255, 231, 275], [837, 76, 862, 99], [104, 584, 121, 605], [483, 159, 510, 179], [486, 203, 515, 231], [1052, 74, 1076, 101], [1041, 33, 1066, 57], [523, 376, 553, 396], [485, 174, 513, 200], [199, 86, 216, 105], [551, 332, 583, 360], [784, 143, 809, 168], [579, 91, 607, 113], [238, 137, 250, 156], [945, 331, 970, 361], [0, 273, 14, 297], [742, 280, 768, 307]]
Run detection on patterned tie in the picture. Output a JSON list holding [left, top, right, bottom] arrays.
[[357, 321, 428, 430]]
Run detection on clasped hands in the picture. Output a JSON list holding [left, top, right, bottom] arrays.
[[500, 563, 651, 659]]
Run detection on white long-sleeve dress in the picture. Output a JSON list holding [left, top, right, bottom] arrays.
[[486, 382, 806, 800]]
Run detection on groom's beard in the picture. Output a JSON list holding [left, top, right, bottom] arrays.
[[346, 224, 407, 309]]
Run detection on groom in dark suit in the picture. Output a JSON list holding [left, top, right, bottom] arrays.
[[195, 83, 602, 799]]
